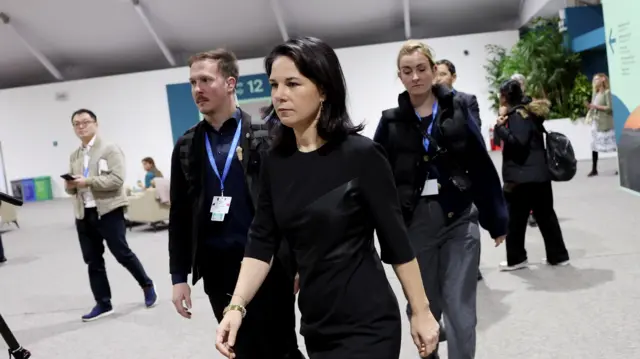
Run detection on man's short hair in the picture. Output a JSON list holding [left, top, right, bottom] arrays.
[[436, 59, 456, 75], [188, 49, 239, 82], [71, 109, 97, 123]]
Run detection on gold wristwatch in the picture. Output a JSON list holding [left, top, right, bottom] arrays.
[[223, 304, 247, 318]]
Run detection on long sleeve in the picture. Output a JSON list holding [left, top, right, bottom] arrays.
[[244, 156, 281, 263], [494, 113, 531, 150], [86, 144, 125, 191], [360, 142, 415, 265], [465, 121, 508, 238], [168, 140, 192, 284], [468, 94, 482, 127]]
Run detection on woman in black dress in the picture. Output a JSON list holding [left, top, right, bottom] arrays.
[[215, 37, 439, 359]]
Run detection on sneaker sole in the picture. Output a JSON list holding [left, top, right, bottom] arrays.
[[499, 262, 529, 272], [82, 309, 114, 322]]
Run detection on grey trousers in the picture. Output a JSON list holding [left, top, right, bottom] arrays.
[[406, 199, 480, 359]]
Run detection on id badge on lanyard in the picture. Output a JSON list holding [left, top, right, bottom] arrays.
[[206, 119, 242, 222], [415, 101, 439, 196]]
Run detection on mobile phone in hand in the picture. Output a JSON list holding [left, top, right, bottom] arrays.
[[60, 173, 76, 181]]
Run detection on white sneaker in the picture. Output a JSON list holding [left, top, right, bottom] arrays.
[[498, 260, 528, 271], [542, 258, 570, 266]]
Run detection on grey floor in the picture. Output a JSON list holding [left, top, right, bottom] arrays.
[[0, 157, 638, 358]]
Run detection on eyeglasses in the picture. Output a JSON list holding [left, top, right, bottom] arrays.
[[72, 120, 95, 128]]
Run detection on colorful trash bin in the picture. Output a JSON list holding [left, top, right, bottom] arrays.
[[21, 178, 36, 202], [34, 176, 53, 201]]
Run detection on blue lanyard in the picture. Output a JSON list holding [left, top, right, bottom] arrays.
[[83, 150, 90, 177], [414, 101, 439, 151], [205, 119, 243, 195]]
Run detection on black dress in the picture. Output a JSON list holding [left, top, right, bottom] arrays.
[[245, 134, 416, 359]]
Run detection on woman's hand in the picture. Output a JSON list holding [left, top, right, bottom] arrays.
[[410, 309, 440, 357], [496, 116, 508, 126], [215, 310, 244, 358], [498, 106, 508, 116]]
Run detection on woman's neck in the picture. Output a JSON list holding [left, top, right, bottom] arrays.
[[294, 120, 325, 153], [410, 91, 436, 117]]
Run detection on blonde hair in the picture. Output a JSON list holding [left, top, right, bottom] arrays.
[[593, 73, 610, 92], [397, 40, 436, 69]]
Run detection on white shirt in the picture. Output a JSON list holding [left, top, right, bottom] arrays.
[[80, 136, 96, 208]]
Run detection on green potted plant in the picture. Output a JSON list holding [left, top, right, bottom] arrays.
[[484, 17, 591, 121]]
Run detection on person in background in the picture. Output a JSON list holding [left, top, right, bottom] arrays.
[[215, 36, 440, 359], [0, 233, 6, 263], [493, 80, 570, 271], [140, 157, 163, 189], [435, 58, 485, 281], [65, 109, 157, 322], [585, 73, 616, 177], [168, 49, 303, 359], [505, 73, 537, 227], [435, 59, 482, 127], [375, 40, 508, 359]]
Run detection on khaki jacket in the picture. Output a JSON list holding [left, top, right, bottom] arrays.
[[66, 136, 128, 219]]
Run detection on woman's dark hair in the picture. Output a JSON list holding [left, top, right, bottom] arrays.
[[499, 79, 525, 107], [264, 36, 363, 152], [142, 157, 163, 178]]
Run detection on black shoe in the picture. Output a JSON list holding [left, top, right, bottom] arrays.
[[0, 256, 6, 263], [477, 270, 483, 281], [588, 170, 598, 177]]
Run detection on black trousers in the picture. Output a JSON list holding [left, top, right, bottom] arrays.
[[75, 207, 153, 307], [503, 181, 569, 266], [0, 234, 4, 259], [200, 245, 304, 359]]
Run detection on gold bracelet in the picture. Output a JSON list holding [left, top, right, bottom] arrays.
[[223, 304, 246, 318]]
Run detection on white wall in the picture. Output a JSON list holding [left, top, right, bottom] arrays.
[[0, 30, 519, 198]]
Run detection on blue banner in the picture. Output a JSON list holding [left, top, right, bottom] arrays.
[[236, 73, 271, 102], [165, 73, 272, 144]]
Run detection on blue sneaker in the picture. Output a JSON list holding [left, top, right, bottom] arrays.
[[82, 304, 113, 322], [143, 285, 158, 308]]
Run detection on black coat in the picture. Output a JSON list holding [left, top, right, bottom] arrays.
[[494, 100, 551, 184], [168, 110, 294, 285], [374, 85, 508, 238], [455, 90, 482, 127]]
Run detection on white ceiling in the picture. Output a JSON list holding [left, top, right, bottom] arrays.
[[0, 0, 522, 89]]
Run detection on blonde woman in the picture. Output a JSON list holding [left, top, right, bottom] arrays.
[[375, 40, 508, 359], [586, 73, 616, 176]]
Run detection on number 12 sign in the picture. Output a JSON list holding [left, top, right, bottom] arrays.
[[236, 73, 271, 102]]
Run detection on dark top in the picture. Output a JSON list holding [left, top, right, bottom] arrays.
[[494, 106, 550, 184], [375, 87, 508, 238], [245, 134, 415, 340], [202, 118, 254, 249], [169, 109, 284, 286], [453, 89, 482, 127]]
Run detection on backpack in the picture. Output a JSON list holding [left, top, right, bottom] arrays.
[[540, 126, 577, 182]]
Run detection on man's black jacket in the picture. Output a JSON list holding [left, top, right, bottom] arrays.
[[374, 85, 508, 238], [455, 90, 482, 127], [168, 109, 293, 285]]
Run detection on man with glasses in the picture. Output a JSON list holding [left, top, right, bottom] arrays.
[[65, 109, 157, 322]]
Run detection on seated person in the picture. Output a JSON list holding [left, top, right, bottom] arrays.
[[140, 157, 163, 189]]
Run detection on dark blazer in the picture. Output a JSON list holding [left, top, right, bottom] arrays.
[[374, 85, 508, 238], [168, 109, 292, 285], [456, 90, 482, 127], [494, 100, 551, 184]]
